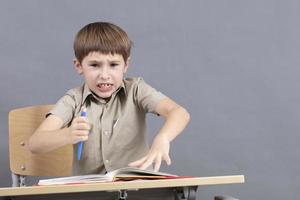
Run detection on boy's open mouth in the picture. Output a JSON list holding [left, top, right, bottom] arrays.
[[97, 83, 113, 92]]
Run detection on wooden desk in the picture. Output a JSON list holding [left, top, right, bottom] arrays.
[[0, 175, 244, 200]]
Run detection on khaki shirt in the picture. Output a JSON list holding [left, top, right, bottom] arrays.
[[48, 77, 166, 175]]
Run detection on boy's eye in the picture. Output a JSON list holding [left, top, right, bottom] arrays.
[[110, 63, 119, 67], [90, 64, 99, 67]]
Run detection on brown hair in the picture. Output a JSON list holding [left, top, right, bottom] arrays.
[[74, 22, 132, 63]]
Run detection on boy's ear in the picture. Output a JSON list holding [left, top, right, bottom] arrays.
[[73, 59, 83, 75], [124, 57, 130, 73]]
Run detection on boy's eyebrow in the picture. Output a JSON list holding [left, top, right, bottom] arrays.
[[87, 60, 121, 63], [87, 60, 102, 63], [108, 60, 121, 63], [88, 60, 102, 64]]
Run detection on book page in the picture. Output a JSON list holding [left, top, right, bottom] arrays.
[[38, 174, 111, 186], [107, 167, 177, 180], [38, 167, 177, 185]]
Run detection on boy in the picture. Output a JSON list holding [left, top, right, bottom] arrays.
[[28, 22, 190, 175]]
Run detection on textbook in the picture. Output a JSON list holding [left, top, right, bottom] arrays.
[[38, 167, 177, 186]]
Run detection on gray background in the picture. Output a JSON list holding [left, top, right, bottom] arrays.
[[0, 0, 299, 199]]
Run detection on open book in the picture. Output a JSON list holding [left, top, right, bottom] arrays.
[[38, 167, 177, 186]]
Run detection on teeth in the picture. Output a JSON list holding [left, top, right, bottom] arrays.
[[99, 84, 111, 87]]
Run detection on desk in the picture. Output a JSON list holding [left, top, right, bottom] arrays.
[[0, 175, 244, 200]]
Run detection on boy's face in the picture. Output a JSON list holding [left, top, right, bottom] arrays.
[[74, 52, 129, 100]]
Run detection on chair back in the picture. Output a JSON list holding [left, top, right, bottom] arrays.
[[9, 105, 73, 177]]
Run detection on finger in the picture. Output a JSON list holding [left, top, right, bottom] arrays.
[[74, 130, 89, 137], [73, 135, 88, 144], [79, 135, 88, 141], [154, 156, 162, 172], [74, 116, 89, 123], [74, 123, 90, 130], [163, 154, 172, 166], [128, 156, 147, 167], [140, 154, 156, 170]]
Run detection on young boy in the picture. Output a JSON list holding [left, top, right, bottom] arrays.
[[28, 22, 190, 175]]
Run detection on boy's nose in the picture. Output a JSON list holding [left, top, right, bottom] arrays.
[[99, 68, 110, 80]]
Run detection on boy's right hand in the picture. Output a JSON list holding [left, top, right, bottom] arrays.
[[68, 116, 91, 144]]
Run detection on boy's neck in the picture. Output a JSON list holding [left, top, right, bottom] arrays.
[[90, 91, 111, 103]]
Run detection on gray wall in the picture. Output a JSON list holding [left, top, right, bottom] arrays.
[[0, 0, 299, 199]]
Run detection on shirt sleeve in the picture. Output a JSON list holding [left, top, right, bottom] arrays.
[[47, 94, 76, 128], [135, 78, 167, 114]]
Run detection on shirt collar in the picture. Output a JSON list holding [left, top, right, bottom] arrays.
[[82, 81, 126, 105]]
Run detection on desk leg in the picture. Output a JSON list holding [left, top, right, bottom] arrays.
[[118, 190, 128, 200], [19, 176, 26, 187], [11, 173, 26, 187], [174, 186, 198, 200]]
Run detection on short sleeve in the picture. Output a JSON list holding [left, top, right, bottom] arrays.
[[47, 94, 76, 128], [135, 78, 166, 114]]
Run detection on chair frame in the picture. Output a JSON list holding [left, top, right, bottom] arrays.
[[8, 105, 73, 187]]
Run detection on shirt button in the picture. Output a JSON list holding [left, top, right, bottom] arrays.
[[105, 160, 109, 163], [104, 130, 109, 135]]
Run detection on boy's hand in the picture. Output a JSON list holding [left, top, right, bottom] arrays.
[[68, 116, 90, 144], [128, 134, 171, 172]]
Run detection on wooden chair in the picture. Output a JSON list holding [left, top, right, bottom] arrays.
[[8, 105, 73, 187]]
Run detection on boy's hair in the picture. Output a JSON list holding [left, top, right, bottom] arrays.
[[74, 22, 132, 63]]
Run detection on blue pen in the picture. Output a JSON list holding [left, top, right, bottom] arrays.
[[77, 108, 87, 160]]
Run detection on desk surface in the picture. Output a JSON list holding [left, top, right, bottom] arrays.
[[0, 175, 244, 197]]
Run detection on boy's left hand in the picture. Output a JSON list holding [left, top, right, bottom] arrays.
[[128, 134, 171, 171]]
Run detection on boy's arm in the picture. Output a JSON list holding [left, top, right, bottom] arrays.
[[129, 97, 190, 171], [28, 114, 90, 154]]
